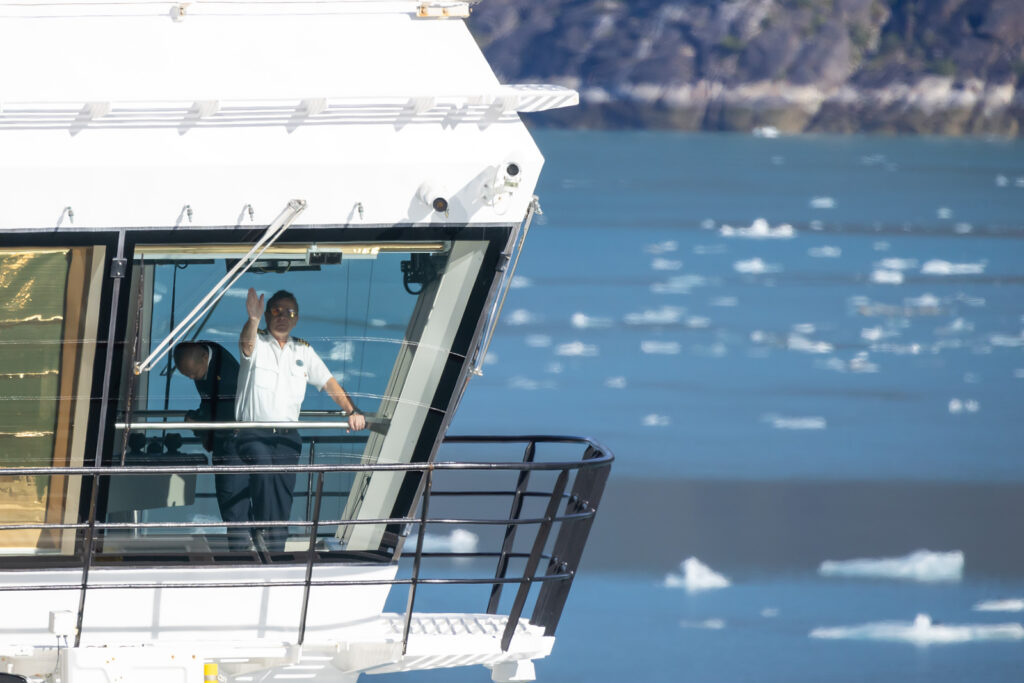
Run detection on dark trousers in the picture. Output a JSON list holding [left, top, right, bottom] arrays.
[[211, 437, 252, 551], [236, 428, 302, 551]]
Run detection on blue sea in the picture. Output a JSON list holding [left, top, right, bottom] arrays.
[[379, 130, 1024, 681]]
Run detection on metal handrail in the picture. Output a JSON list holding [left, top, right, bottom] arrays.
[[0, 435, 612, 653]]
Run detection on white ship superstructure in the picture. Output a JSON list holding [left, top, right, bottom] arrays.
[[0, 3, 611, 681]]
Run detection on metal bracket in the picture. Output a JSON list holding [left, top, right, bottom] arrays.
[[110, 258, 128, 278]]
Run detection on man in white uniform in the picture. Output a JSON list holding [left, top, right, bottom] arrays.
[[237, 288, 367, 551]]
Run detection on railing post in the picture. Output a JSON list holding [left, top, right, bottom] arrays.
[[402, 467, 433, 655], [298, 471, 325, 645], [305, 440, 318, 522], [487, 440, 535, 614], [499, 468, 568, 652], [530, 446, 611, 636]]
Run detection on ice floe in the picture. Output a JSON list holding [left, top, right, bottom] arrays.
[[525, 334, 551, 348], [948, 399, 980, 414], [509, 275, 532, 289], [710, 296, 738, 307], [809, 196, 836, 209], [810, 613, 1024, 646], [651, 274, 707, 294], [571, 312, 613, 329], [664, 557, 731, 593], [506, 309, 537, 325], [545, 362, 562, 374], [720, 218, 795, 239], [645, 240, 679, 255], [604, 376, 627, 389], [954, 222, 973, 234], [818, 549, 964, 583], [870, 269, 904, 285], [989, 333, 1024, 347], [642, 414, 671, 427], [808, 246, 842, 258], [787, 334, 833, 354], [875, 258, 917, 271], [921, 260, 986, 275], [937, 207, 953, 219], [680, 619, 726, 630], [995, 174, 1009, 187], [734, 257, 780, 274], [652, 257, 683, 271], [752, 125, 780, 138], [329, 341, 355, 362], [555, 341, 599, 357], [693, 244, 727, 255], [765, 415, 827, 430], [420, 528, 479, 555], [624, 306, 685, 325], [641, 340, 681, 355], [974, 599, 1024, 612]]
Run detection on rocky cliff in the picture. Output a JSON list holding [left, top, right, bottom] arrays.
[[469, 0, 1024, 135]]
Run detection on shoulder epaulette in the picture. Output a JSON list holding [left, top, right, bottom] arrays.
[[292, 336, 310, 347], [257, 329, 269, 336]]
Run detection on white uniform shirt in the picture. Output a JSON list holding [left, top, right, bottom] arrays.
[[235, 331, 332, 422]]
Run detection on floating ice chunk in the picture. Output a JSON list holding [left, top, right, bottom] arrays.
[[792, 323, 815, 334], [989, 333, 1024, 347], [809, 196, 835, 209], [651, 257, 683, 271], [752, 125, 779, 138], [545, 362, 562, 374], [766, 415, 827, 430], [664, 557, 731, 593], [679, 618, 729, 630], [525, 334, 551, 348], [711, 296, 738, 307], [625, 306, 685, 325], [849, 352, 879, 373], [974, 599, 1024, 613], [861, 327, 884, 341], [641, 340, 681, 355], [936, 318, 973, 335], [686, 316, 710, 329], [734, 257, 780, 274], [948, 399, 980, 414], [954, 222, 973, 234], [509, 376, 540, 390], [875, 258, 917, 271], [921, 260, 986, 275], [329, 341, 355, 362], [761, 608, 780, 618], [700, 219, 716, 230], [693, 244, 727, 255], [720, 218, 795, 239], [642, 414, 671, 427], [808, 246, 841, 258], [203, 327, 235, 338], [420, 528, 479, 555], [645, 240, 679, 255], [810, 613, 1024, 646], [819, 550, 964, 582], [787, 334, 833, 354], [651, 274, 707, 294], [571, 312, 612, 329], [506, 309, 537, 326], [605, 376, 627, 389], [937, 207, 953, 219], [1016, 176, 1024, 188], [995, 174, 1009, 187], [870, 269, 904, 285], [904, 293, 942, 311], [555, 341, 598, 357], [509, 275, 532, 289]]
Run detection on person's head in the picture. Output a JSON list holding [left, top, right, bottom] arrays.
[[173, 342, 210, 381], [265, 290, 299, 340]]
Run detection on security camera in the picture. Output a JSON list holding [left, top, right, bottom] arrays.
[[417, 183, 449, 214], [504, 162, 520, 179]]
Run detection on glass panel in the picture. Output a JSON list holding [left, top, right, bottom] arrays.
[[110, 239, 487, 557], [0, 247, 105, 554]]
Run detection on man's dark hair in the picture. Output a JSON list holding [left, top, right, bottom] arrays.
[[266, 289, 298, 313], [172, 342, 205, 367]]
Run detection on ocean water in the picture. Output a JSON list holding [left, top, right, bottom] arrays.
[[379, 131, 1024, 681]]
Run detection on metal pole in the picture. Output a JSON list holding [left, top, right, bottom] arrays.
[[298, 472, 324, 645], [401, 467, 432, 655], [487, 440, 536, 613]]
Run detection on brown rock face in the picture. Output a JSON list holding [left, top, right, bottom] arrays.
[[469, 0, 1024, 136]]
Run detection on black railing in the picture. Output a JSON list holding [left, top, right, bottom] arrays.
[[0, 435, 611, 654]]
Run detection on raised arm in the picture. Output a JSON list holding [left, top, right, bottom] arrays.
[[324, 377, 367, 431], [240, 288, 264, 358]]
